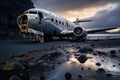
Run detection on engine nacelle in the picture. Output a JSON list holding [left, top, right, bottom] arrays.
[[73, 27, 87, 40], [74, 27, 84, 36]]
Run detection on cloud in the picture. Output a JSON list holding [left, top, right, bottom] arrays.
[[32, 0, 120, 28], [32, 0, 119, 12], [81, 3, 120, 28]]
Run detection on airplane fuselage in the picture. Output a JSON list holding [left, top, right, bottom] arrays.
[[24, 8, 76, 36]]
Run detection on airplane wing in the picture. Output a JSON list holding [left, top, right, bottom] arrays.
[[86, 27, 118, 33], [60, 26, 118, 37], [60, 30, 74, 37]]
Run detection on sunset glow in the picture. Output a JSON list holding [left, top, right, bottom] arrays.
[[58, 7, 98, 21], [106, 28, 120, 32], [57, 3, 118, 22]]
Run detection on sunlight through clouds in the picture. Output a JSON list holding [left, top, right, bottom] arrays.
[[60, 7, 99, 21]]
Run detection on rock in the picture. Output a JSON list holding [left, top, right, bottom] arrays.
[[96, 63, 101, 66], [106, 73, 112, 77], [90, 44, 95, 47], [41, 52, 62, 61], [13, 62, 25, 71], [110, 50, 116, 54], [88, 67, 91, 70], [9, 54, 16, 59], [110, 50, 116, 57], [64, 72, 72, 80], [119, 50, 120, 52], [0, 0, 34, 39], [119, 63, 120, 66], [9, 75, 20, 80], [93, 52, 97, 56], [96, 68, 105, 73], [96, 51, 107, 56], [78, 47, 93, 53], [74, 53, 80, 56], [40, 76, 45, 80], [77, 55, 88, 63], [3, 61, 14, 70], [78, 74, 82, 78], [81, 68, 84, 70], [101, 60, 104, 62], [113, 65, 116, 67], [87, 48, 94, 52], [75, 46, 81, 49]]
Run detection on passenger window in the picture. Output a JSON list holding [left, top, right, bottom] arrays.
[[51, 18, 54, 22], [62, 22, 64, 25], [56, 20, 58, 23], [59, 21, 61, 24]]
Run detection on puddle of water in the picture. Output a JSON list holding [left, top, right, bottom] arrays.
[[46, 48, 120, 80]]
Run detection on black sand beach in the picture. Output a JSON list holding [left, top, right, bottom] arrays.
[[0, 37, 120, 80]]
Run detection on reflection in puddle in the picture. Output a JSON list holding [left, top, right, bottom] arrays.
[[47, 47, 120, 80]]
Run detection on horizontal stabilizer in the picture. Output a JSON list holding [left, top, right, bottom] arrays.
[[73, 18, 92, 23]]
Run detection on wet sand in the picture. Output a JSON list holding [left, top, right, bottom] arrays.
[[0, 39, 120, 80]]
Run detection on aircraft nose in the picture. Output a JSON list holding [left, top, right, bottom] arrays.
[[17, 14, 28, 34]]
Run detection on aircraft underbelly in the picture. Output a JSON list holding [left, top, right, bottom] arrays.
[[29, 21, 61, 36]]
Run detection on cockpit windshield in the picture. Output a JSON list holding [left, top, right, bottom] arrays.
[[18, 14, 28, 25], [29, 11, 37, 14]]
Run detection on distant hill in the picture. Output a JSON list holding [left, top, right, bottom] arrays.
[[0, 0, 34, 39]]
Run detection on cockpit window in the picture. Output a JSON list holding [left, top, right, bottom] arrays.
[[29, 11, 37, 14]]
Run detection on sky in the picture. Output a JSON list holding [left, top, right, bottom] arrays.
[[32, 0, 120, 28]]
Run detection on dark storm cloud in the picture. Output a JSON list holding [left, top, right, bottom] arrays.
[[81, 3, 120, 28], [32, 0, 120, 28], [32, 0, 120, 12]]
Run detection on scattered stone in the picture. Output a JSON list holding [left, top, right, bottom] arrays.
[[14, 62, 24, 71], [78, 74, 82, 78], [40, 76, 45, 80], [78, 47, 93, 53], [88, 67, 91, 70], [106, 73, 112, 77], [77, 55, 88, 63], [74, 53, 80, 56], [9, 54, 16, 59], [96, 68, 105, 73], [64, 72, 72, 80], [40, 52, 62, 61], [119, 50, 120, 52], [3, 61, 24, 71], [93, 52, 97, 56], [9, 75, 20, 80], [81, 67, 84, 70], [96, 63, 101, 66], [110, 50, 116, 57], [113, 65, 116, 67], [75, 46, 81, 49], [101, 60, 104, 62], [97, 51, 105, 55], [87, 48, 94, 52], [90, 44, 95, 47], [110, 50, 116, 54]]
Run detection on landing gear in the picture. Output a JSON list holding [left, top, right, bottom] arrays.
[[34, 34, 44, 43], [72, 36, 87, 42], [80, 38, 87, 42], [72, 36, 78, 41]]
